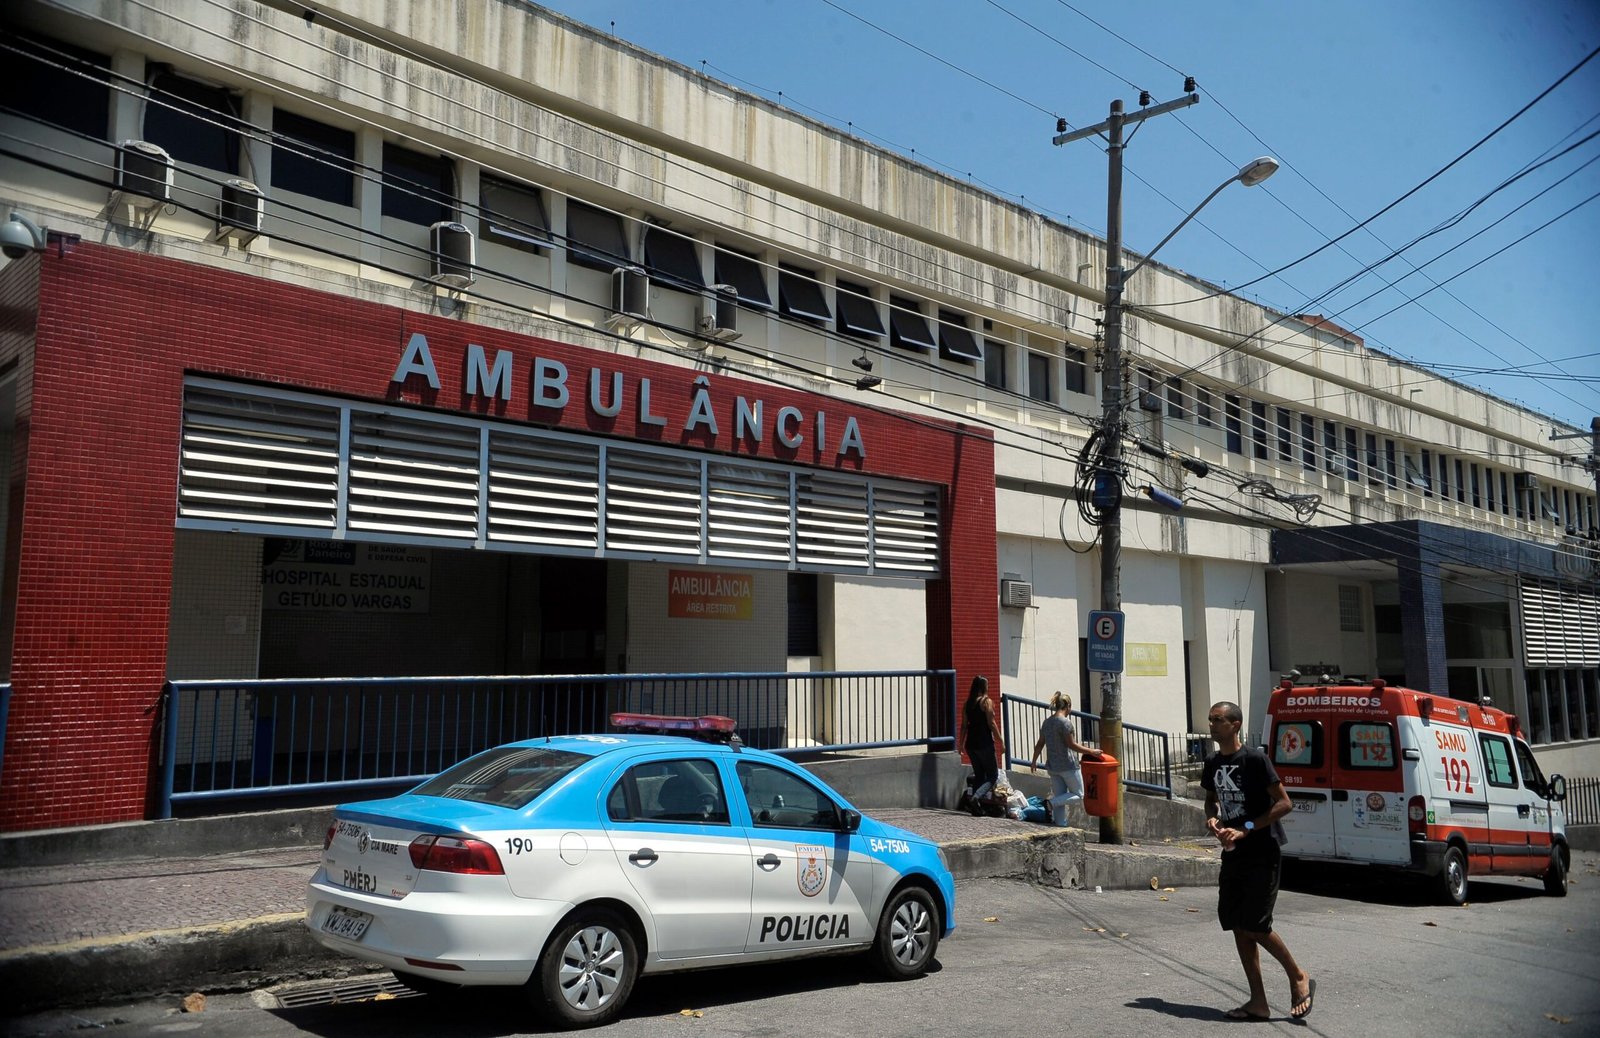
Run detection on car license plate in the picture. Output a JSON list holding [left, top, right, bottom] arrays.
[[1293, 799, 1318, 813], [322, 905, 373, 941]]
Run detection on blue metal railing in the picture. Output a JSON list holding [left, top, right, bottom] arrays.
[[999, 693, 1173, 798], [159, 670, 958, 817], [0, 682, 10, 781]]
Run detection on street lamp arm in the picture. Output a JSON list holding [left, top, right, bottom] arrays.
[[1124, 157, 1279, 281]]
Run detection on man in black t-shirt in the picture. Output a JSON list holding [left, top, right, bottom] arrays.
[[1201, 701, 1316, 1022]]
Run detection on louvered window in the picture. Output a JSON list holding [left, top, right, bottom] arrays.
[[346, 412, 480, 538], [604, 448, 703, 557], [1521, 580, 1600, 666], [707, 462, 793, 563], [486, 431, 599, 548], [870, 480, 941, 574], [796, 474, 870, 569], [178, 385, 340, 529]]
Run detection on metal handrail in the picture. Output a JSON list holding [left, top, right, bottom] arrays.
[[998, 693, 1173, 798], [159, 670, 957, 818]]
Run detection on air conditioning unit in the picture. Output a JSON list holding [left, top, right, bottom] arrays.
[[1000, 578, 1033, 609], [215, 178, 263, 245], [607, 265, 648, 330], [428, 221, 475, 289], [1513, 473, 1540, 492], [698, 283, 741, 343], [112, 140, 173, 214]]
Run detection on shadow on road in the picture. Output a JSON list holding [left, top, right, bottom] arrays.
[[1124, 995, 1235, 1021], [1282, 860, 1554, 907]]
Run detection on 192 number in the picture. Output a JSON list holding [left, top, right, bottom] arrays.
[[1441, 756, 1474, 793]]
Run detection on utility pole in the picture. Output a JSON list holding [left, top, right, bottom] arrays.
[[1055, 92, 1197, 844]]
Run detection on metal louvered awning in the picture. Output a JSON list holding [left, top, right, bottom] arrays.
[[176, 378, 942, 577], [1520, 579, 1600, 666]]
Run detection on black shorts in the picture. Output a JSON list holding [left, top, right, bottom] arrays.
[[1217, 846, 1281, 933]]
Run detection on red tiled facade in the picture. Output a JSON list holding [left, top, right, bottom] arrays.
[[0, 242, 999, 831]]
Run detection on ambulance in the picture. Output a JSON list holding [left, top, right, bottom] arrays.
[[1265, 679, 1570, 905]]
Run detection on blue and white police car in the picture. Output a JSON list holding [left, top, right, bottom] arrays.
[[306, 713, 956, 1029]]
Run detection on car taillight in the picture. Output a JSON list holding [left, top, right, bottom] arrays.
[[1408, 795, 1426, 835], [325, 824, 336, 850], [408, 834, 504, 875]]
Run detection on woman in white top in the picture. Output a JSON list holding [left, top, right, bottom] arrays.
[[1029, 691, 1099, 827]]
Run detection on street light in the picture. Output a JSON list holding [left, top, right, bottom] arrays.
[[1056, 94, 1277, 843]]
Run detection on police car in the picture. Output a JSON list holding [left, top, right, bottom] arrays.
[[306, 713, 956, 1029]]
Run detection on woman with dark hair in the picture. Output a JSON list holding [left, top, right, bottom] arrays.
[[962, 675, 1003, 796]]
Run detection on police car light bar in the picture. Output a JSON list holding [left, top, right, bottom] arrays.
[[610, 712, 739, 743]]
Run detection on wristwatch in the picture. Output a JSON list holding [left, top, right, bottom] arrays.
[[1243, 820, 1256, 832]]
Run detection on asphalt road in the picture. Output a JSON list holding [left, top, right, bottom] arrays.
[[8, 852, 1597, 1038]]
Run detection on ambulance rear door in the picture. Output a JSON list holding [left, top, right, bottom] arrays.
[[1329, 718, 1409, 864], [1271, 714, 1335, 859]]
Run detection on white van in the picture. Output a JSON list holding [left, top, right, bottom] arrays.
[[1265, 679, 1570, 905]]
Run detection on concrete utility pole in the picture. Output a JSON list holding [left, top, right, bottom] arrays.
[[1055, 94, 1277, 843]]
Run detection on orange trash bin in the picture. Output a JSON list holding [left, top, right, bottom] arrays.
[[1081, 752, 1120, 818]]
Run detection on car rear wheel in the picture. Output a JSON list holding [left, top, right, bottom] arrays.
[[872, 886, 939, 979], [1436, 845, 1468, 906], [1543, 845, 1568, 897], [530, 907, 638, 1029]]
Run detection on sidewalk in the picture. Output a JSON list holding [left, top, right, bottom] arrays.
[[0, 803, 1218, 1014]]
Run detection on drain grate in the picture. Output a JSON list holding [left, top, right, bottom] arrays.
[[270, 973, 421, 1008]]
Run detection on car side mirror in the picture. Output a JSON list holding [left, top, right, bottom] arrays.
[[840, 808, 862, 832], [1549, 774, 1567, 802]]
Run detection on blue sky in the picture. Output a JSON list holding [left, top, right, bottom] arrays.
[[533, 1, 1600, 433]]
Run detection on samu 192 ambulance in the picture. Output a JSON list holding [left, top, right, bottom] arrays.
[[1265, 679, 1570, 905]]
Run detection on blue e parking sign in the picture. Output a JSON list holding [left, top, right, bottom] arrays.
[[1087, 610, 1125, 673]]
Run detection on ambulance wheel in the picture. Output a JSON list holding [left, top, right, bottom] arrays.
[[1543, 845, 1568, 897], [1436, 845, 1468, 906], [530, 907, 638, 1029], [872, 886, 940, 979]]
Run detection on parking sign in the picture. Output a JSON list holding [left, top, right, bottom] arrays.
[[1087, 610, 1125, 673]]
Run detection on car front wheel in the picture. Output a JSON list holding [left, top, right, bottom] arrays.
[[872, 886, 940, 979], [530, 907, 638, 1029], [1543, 845, 1568, 897]]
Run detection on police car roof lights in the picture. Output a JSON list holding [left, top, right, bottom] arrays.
[[609, 711, 740, 744]]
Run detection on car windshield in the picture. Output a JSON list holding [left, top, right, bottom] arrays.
[[412, 746, 585, 809]]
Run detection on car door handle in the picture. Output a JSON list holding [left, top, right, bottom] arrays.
[[1518, 805, 1530, 817], [756, 853, 782, 871], [629, 848, 659, 865], [1331, 790, 1349, 802]]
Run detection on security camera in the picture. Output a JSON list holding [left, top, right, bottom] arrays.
[[1, 213, 46, 260]]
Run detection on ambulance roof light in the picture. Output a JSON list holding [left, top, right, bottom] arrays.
[[609, 712, 740, 745], [1370, 678, 1386, 691], [1508, 714, 1522, 738], [1417, 696, 1433, 720]]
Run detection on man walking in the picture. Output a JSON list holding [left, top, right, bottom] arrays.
[[1202, 701, 1315, 1022]]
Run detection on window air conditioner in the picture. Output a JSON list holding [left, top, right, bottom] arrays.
[[698, 283, 741, 343], [1000, 578, 1033, 609], [215, 178, 264, 245], [112, 140, 173, 214], [607, 265, 648, 331], [428, 221, 475, 289], [1513, 473, 1540, 492]]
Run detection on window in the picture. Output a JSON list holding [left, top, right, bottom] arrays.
[[145, 71, 242, 173], [477, 173, 551, 252], [1479, 736, 1517, 788], [1276, 408, 1293, 462], [411, 746, 582, 809], [1, 32, 111, 139], [778, 264, 832, 323], [1163, 376, 1185, 419], [983, 339, 1008, 389], [1513, 740, 1550, 795], [1196, 386, 1214, 426], [608, 758, 729, 825], [1225, 395, 1243, 455], [1339, 585, 1363, 632], [888, 296, 936, 352], [1405, 453, 1432, 493], [1250, 400, 1268, 459], [1300, 414, 1316, 470], [272, 109, 356, 206], [1455, 459, 1466, 503], [1341, 722, 1396, 770], [381, 143, 453, 224], [714, 247, 772, 308], [1027, 351, 1055, 403], [1419, 450, 1434, 497], [1365, 432, 1380, 486], [1272, 720, 1322, 768], [566, 200, 631, 271], [937, 310, 981, 363], [1064, 347, 1088, 395], [1470, 464, 1482, 508], [642, 225, 704, 291], [787, 573, 819, 656], [736, 760, 844, 830], [836, 278, 884, 338], [1323, 421, 1339, 476], [1500, 471, 1512, 516], [1344, 428, 1359, 480], [1483, 464, 1496, 513], [1438, 454, 1451, 500], [1384, 439, 1398, 489]]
